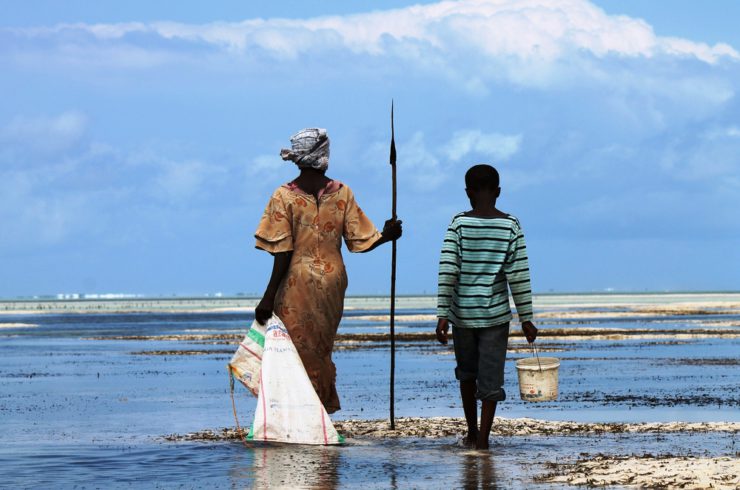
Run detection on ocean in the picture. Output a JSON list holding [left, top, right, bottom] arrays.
[[1, 293, 738, 488]]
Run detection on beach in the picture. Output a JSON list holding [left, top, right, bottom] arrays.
[[1, 292, 738, 488], [5, 0, 740, 487]]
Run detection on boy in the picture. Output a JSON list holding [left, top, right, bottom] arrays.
[[436, 164, 537, 450]]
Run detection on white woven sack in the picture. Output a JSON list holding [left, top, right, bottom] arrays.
[[228, 318, 267, 396], [249, 316, 342, 445]]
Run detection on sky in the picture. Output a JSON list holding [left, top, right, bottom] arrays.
[[1, 0, 739, 298]]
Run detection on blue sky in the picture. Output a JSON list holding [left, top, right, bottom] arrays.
[[1, 0, 739, 297]]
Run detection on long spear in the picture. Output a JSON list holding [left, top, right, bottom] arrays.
[[389, 101, 397, 430]]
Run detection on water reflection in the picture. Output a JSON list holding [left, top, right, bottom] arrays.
[[225, 440, 506, 489], [460, 451, 499, 489], [232, 443, 340, 488]]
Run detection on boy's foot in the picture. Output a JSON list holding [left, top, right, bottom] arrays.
[[462, 431, 478, 447], [476, 400, 496, 450]]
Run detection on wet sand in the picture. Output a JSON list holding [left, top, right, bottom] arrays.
[[539, 455, 739, 489], [356, 305, 740, 322], [86, 326, 740, 343], [164, 416, 739, 441], [0, 323, 38, 329]]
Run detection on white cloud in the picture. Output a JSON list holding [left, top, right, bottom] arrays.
[[392, 129, 522, 190], [10, 0, 738, 71], [727, 127, 740, 139], [443, 130, 522, 162], [0, 163, 97, 247], [684, 135, 740, 185], [249, 154, 283, 174], [153, 160, 213, 201], [398, 131, 446, 189], [1, 111, 87, 155], [703, 125, 740, 140], [0, 111, 240, 250], [652, 124, 740, 186], [241, 154, 294, 194]]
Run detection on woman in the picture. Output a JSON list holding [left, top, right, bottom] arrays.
[[254, 128, 402, 414]]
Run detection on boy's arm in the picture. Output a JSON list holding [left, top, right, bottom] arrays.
[[503, 223, 535, 336], [436, 221, 461, 343]]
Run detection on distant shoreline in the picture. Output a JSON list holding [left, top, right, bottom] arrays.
[[1, 292, 739, 315], [3, 290, 739, 303]]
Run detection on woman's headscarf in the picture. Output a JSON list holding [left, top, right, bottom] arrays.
[[280, 128, 330, 171]]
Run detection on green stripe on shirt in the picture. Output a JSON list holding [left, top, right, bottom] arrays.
[[437, 213, 533, 327]]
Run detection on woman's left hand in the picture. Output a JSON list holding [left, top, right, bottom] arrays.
[[362, 219, 403, 253], [382, 219, 403, 241]]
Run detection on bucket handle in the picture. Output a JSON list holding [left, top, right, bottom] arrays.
[[530, 342, 543, 372]]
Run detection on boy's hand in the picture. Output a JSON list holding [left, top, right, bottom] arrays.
[[435, 318, 449, 345], [521, 321, 538, 343]]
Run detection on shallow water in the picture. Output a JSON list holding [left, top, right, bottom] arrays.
[[3, 431, 735, 488], [1, 295, 738, 488]]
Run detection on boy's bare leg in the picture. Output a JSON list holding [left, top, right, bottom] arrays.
[[476, 400, 497, 450], [460, 380, 478, 446]]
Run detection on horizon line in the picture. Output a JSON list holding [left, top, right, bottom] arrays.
[[2, 289, 740, 302]]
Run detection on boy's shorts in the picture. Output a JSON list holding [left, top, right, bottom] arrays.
[[452, 323, 510, 401]]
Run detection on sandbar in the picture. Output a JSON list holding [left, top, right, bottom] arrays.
[[163, 416, 739, 442], [0, 323, 38, 329], [539, 455, 739, 489]]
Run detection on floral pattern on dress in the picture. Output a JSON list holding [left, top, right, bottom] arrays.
[[254, 181, 381, 413]]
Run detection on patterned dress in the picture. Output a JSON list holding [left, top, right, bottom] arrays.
[[254, 180, 381, 413]]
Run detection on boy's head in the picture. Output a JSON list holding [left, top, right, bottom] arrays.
[[465, 164, 499, 192]]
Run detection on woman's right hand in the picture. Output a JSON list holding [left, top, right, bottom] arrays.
[[382, 219, 403, 241], [255, 296, 274, 325]]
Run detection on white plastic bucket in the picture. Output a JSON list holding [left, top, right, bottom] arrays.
[[515, 354, 560, 402]]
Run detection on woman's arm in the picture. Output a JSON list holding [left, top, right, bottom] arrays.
[[255, 251, 293, 324], [358, 219, 403, 253]]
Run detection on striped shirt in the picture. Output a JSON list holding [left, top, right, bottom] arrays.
[[437, 213, 533, 327]]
